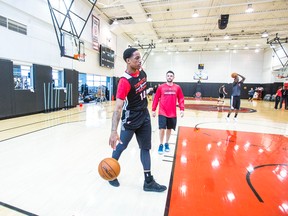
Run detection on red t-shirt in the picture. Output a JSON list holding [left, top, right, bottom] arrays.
[[152, 83, 184, 118], [276, 88, 282, 97]]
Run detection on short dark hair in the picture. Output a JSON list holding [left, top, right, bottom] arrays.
[[166, 70, 174, 75], [123, 48, 138, 62]]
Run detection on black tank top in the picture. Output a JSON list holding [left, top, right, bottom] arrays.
[[122, 70, 148, 111], [121, 70, 149, 129]]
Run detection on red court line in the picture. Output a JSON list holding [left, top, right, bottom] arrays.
[[166, 127, 288, 216]]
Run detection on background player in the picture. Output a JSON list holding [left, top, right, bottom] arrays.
[[217, 84, 227, 111], [152, 71, 185, 154], [226, 73, 246, 122]]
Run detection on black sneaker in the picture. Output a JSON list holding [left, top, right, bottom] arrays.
[[143, 178, 167, 192], [109, 178, 120, 187]]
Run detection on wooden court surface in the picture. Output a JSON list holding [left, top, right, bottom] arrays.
[[0, 99, 287, 215], [165, 127, 288, 216]]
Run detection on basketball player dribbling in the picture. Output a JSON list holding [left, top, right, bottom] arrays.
[[108, 47, 167, 192]]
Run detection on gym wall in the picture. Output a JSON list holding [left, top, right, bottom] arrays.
[[0, 59, 79, 120]]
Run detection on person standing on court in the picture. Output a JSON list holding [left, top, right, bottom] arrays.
[[108, 47, 167, 192], [217, 84, 227, 111], [281, 86, 288, 109], [226, 73, 246, 122], [274, 86, 282, 109], [248, 87, 255, 102], [152, 71, 185, 154]]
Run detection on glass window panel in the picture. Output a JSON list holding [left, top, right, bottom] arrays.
[[13, 64, 33, 90], [52, 69, 64, 88]]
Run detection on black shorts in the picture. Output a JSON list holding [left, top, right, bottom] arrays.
[[230, 96, 241, 110], [120, 113, 151, 150], [219, 93, 224, 98], [158, 115, 177, 130]]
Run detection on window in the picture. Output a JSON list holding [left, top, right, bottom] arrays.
[[8, 19, 27, 35], [52, 69, 64, 88], [13, 64, 33, 90], [85, 74, 107, 94], [0, 15, 7, 28]]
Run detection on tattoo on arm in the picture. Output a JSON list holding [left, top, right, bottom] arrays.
[[111, 110, 121, 131]]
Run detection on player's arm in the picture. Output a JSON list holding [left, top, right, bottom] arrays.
[[178, 87, 185, 117], [109, 77, 129, 149], [109, 98, 124, 149], [238, 74, 246, 83]]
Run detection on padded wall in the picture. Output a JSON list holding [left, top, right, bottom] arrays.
[[64, 69, 79, 107], [0, 59, 14, 118]]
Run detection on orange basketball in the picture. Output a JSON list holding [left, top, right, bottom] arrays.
[[231, 72, 238, 78], [98, 157, 120, 181]]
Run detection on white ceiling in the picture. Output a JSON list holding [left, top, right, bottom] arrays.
[[95, 0, 288, 53]]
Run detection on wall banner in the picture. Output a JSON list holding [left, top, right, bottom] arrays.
[[92, 15, 100, 51]]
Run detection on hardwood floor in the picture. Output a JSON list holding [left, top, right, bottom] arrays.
[[0, 99, 287, 216]]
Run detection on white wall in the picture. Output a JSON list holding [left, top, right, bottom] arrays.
[[0, 0, 130, 77], [145, 50, 265, 83]]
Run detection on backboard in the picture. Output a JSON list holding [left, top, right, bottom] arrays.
[[61, 32, 85, 61]]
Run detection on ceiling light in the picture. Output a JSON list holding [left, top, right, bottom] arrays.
[[113, 19, 119, 25], [255, 49, 260, 53], [215, 45, 219, 50], [244, 44, 249, 49], [245, 4, 254, 13], [188, 46, 192, 51], [189, 37, 194, 41], [147, 14, 153, 22], [261, 30, 269, 38], [192, 10, 199, 18]]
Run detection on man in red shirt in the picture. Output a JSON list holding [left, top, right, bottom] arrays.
[[274, 86, 283, 109], [108, 47, 166, 192], [152, 71, 185, 154]]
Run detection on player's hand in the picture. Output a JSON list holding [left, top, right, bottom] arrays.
[[180, 110, 184, 118], [109, 131, 121, 150], [152, 111, 156, 117]]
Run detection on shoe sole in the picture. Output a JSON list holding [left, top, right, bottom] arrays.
[[143, 188, 167, 192]]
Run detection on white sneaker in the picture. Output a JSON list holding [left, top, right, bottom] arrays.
[[225, 117, 230, 122], [233, 118, 238, 122]]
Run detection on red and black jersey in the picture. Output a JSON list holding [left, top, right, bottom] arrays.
[[117, 70, 149, 129]]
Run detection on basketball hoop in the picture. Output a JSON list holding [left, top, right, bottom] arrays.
[[73, 54, 79, 59], [73, 53, 86, 61]]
